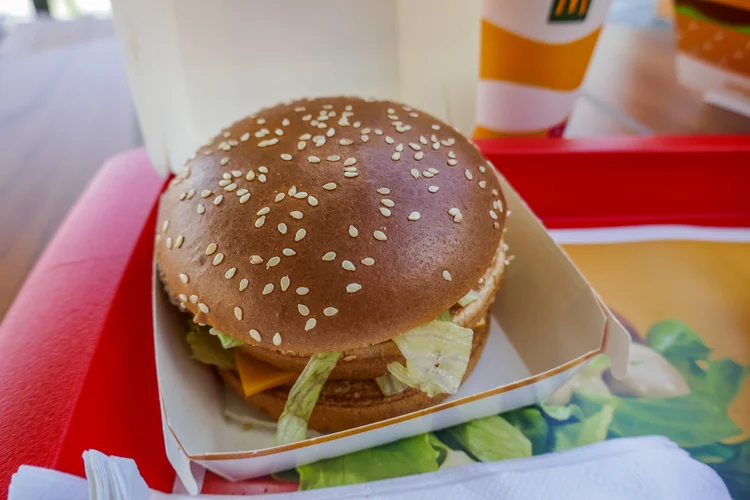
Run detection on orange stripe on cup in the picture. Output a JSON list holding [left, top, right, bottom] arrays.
[[473, 125, 549, 139], [479, 20, 602, 92]]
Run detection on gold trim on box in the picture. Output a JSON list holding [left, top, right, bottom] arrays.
[[163, 340, 603, 461]]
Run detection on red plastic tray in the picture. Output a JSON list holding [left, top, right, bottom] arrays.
[[1, 136, 749, 496]]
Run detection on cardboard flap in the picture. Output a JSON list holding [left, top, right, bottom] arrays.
[[112, 0, 482, 176], [599, 300, 631, 380]]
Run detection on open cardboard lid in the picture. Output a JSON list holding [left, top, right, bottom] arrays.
[[111, 0, 483, 177]]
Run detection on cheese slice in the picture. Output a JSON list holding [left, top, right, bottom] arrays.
[[235, 350, 299, 397]]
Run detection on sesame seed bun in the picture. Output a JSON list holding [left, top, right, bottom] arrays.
[[157, 96, 507, 355], [220, 313, 491, 432], [237, 240, 505, 379]]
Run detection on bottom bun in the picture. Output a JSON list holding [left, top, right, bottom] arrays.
[[220, 314, 490, 433]]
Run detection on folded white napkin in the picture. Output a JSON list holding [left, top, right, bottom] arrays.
[[9, 436, 730, 500]]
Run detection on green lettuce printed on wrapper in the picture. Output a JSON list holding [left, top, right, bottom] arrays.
[[283, 319, 748, 499], [276, 352, 341, 446]]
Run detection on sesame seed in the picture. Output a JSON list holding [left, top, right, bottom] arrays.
[[239, 279, 249, 291], [276, 223, 288, 235], [275, 128, 284, 136], [322, 252, 337, 262], [220, 157, 230, 166], [290, 211, 303, 220], [387, 107, 396, 114], [395, 143, 404, 152], [262, 283, 274, 295], [257, 118, 266, 124], [295, 304, 310, 317], [236, 188, 249, 196], [411, 112, 420, 118], [447, 159, 458, 166], [307, 195, 319, 207], [201, 189, 213, 198], [246, 171, 256, 181], [189, 295, 198, 304], [212, 253, 225, 266], [198, 302, 209, 313], [267, 256, 281, 268], [294, 191, 308, 199], [454, 213, 464, 223], [489, 210, 498, 220], [344, 172, 359, 178], [338, 138, 354, 147], [282, 248, 296, 256], [442, 270, 452, 281], [492, 189, 499, 197], [361, 135, 369, 142], [320, 307, 337, 317], [219, 179, 231, 187], [342, 260, 356, 271], [178, 294, 187, 302], [448, 207, 460, 216], [205, 243, 217, 256], [410, 169, 420, 179], [240, 193, 251, 203], [275, 193, 285, 202], [375, 128, 383, 135], [258, 166, 269, 174], [361, 257, 375, 267], [234, 307, 243, 320], [377, 187, 391, 195], [348, 225, 359, 237], [179, 273, 189, 283], [280, 153, 293, 161], [203, 150, 212, 155], [428, 185, 439, 193], [197, 204, 206, 214], [373, 230, 387, 241], [255, 215, 266, 228], [346, 283, 362, 293], [432, 142, 440, 150], [280, 275, 291, 292], [338, 117, 350, 127], [297, 141, 307, 151], [388, 114, 398, 120], [343, 166, 358, 173], [479, 166, 487, 174], [392, 152, 401, 161], [175, 235, 184, 248], [409, 142, 421, 151], [464, 169, 473, 180], [186, 189, 196, 199], [213, 195, 224, 205], [273, 333, 282, 345], [385, 136, 395, 145], [326, 128, 335, 137], [250, 255, 263, 264], [296, 287, 309, 296], [414, 151, 424, 160], [249, 329, 261, 342], [479, 180, 487, 189], [353, 121, 361, 128], [314, 137, 326, 146], [303, 318, 316, 331], [240, 132, 250, 142], [423, 171, 434, 178], [300, 133, 312, 140], [288, 186, 297, 196], [343, 157, 357, 167], [322, 182, 337, 191], [224, 183, 238, 192], [179, 192, 187, 201], [408, 212, 421, 221], [294, 228, 307, 242], [432, 124, 441, 130]]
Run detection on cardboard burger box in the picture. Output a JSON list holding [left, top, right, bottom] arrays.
[[111, 0, 630, 493]]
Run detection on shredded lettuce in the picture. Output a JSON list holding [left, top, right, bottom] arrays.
[[458, 291, 479, 307], [186, 324, 236, 370], [387, 316, 473, 397], [276, 352, 341, 445], [375, 374, 409, 396], [208, 327, 246, 349]]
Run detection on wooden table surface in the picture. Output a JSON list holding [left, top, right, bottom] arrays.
[[0, 20, 748, 322]]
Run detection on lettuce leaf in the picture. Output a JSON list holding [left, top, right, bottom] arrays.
[[387, 317, 473, 397], [457, 291, 479, 307], [186, 324, 236, 370], [208, 327, 246, 349], [276, 352, 341, 445], [438, 415, 531, 462], [375, 374, 409, 396]]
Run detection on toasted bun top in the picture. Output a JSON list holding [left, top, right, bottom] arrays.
[[156, 97, 506, 355]]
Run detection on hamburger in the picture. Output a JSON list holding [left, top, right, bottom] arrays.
[[156, 97, 508, 445]]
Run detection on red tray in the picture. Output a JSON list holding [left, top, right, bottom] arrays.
[[1, 136, 749, 496]]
